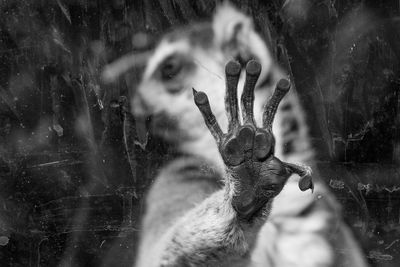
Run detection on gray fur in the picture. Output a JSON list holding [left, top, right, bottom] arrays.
[[132, 4, 368, 267]]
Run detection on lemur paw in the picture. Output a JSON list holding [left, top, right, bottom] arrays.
[[193, 60, 313, 221]]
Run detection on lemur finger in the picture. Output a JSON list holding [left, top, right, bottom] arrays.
[[241, 60, 261, 125], [225, 61, 241, 131], [193, 88, 224, 143], [283, 162, 314, 192], [263, 79, 290, 130]]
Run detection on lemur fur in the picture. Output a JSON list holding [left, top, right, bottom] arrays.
[[122, 4, 368, 267]]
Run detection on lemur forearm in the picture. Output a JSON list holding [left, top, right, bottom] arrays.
[[158, 179, 270, 267], [156, 62, 313, 266]]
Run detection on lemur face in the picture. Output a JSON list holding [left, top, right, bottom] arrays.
[[133, 4, 281, 145], [133, 31, 227, 142]]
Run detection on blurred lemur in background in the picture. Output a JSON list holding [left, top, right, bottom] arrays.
[[106, 3, 369, 267]]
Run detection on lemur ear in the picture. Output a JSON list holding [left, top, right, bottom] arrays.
[[212, 3, 273, 73]]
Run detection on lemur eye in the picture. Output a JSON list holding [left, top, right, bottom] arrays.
[[160, 55, 183, 81]]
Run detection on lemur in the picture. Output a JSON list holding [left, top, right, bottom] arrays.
[[105, 4, 368, 267]]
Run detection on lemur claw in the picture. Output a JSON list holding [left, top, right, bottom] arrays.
[[193, 60, 313, 220]]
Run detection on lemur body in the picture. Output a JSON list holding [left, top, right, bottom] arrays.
[[130, 4, 367, 267]]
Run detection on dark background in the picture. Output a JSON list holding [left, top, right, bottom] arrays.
[[0, 0, 399, 266]]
